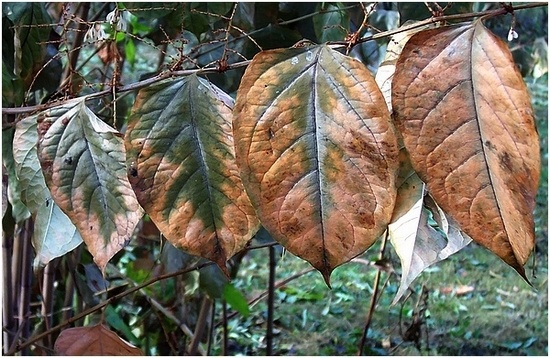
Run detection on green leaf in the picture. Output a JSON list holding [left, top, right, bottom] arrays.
[[234, 45, 399, 284], [2, 61, 24, 106], [125, 75, 259, 273], [199, 264, 229, 299], [313, 3, 349, 43], [3, 2, 51, 84], [124, 38, 136, 67], [105, 306, 140, 345], [37, 99, 144, 273], [223, 283, 250, 318]]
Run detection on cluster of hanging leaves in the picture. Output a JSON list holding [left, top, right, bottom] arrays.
[[10, 17, 540, 310]]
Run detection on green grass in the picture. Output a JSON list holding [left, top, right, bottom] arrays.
[[211, 239, 547, 356]]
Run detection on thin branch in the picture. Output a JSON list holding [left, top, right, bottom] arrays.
[[188, 296, 211, 355], [331, 2, 546, 48], [7, 261, 215, 355], [358, 233, 389, 355]]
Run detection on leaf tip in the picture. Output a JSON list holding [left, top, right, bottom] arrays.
[[320, 268, 333, 289]]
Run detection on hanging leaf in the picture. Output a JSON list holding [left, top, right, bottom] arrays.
[[33, 200, 83, 270], [13, 115, 50, 213], [37, 99, 144, 273], [234, 45, 399, 283], [13, 114, 83, 270], [388, 148, 471, 303], [54, 324, 143, 355], [392, 21, 540, 278], [125, 75, 259, 273]]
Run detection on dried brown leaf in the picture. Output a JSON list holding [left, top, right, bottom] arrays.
[[392, 21, 540, 278]]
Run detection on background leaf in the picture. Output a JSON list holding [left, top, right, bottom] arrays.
[[125, 75, 259, 272], [54, 324, 143, 355], [37, 100, 144, 273], [313, 3, 349, 43], [234, 45, 399, 283], [392, 22, 540, 278]]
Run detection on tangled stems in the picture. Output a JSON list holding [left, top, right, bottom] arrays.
[[2, 2, 545, 119]]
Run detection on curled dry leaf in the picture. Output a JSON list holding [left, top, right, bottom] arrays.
[[392, 21, 540, 278], [37, 99, 144, 273], [234, 45, 399, 283], [54, 324, 143, 355], [125, 75, 259, 273]]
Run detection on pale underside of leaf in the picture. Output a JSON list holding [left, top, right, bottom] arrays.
[[38, 100, 144, 273], [125, 75, 259, 272], [33, 200, 83, 270], [54, 324, 143, 355], [389, 148, 471, 303], [234, 45, 399, 283], [392, 22, 540, 278]]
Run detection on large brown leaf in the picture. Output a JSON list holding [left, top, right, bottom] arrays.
[[392, 21, 540, 278], [125, 75, 259, 273], [54, 324, 143, 355], [234, 45, 399, 283]]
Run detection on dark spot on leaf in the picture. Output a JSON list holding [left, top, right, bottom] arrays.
[[64, 156, 73, 165], [62, 117, 70, 125], [484, 140, 496, 151], [45, 199, 50, 207], [499, 151, 513, 171], [281, 218, 304, 236], [37, 120, 52, 137], [89, 226, 93, 230], [129, 167, 138, 177], [268, 128, 274, 139]]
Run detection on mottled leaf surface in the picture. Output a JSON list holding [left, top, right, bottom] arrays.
[[392, 22, 540, 278], [54, 324, 143, 355], [38, 99, 144, 272], [13, 115, 50, 213], [234, 45, 399, 282], [125, 75, 259, 272]]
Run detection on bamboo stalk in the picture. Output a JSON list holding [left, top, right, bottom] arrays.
[[3, 228, 15, 354], [17, 219, 33, 355], [40, 259, 58, 349], [266, 245, 276, 355]]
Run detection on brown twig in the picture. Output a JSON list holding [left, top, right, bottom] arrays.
[[357, 232, 389, 355]]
